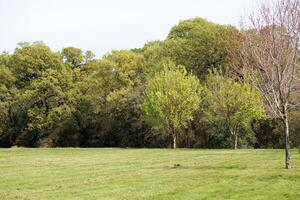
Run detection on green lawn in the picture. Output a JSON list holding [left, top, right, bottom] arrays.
[[1, 148, 300, 200]]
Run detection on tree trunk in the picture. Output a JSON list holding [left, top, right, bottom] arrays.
[[230, 129, 238, 150], [234, 133, 238, 150], [283, 106, 291, 169], [171, 126, 177, 149]]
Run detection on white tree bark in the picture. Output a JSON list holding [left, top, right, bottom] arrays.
[[236, 0, 300, 169]]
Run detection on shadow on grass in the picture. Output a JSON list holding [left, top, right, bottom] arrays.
[[162, 164, 248, 170]]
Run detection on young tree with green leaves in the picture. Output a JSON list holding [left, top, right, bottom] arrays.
[[142, 65, 201, 148], [204, 73, 266, 149]]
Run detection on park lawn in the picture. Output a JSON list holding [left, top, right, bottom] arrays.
[[0, 148, 300, 200]]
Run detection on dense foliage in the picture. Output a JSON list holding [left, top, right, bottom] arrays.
[[142, 65, 201, 148], [0, 18, 299, 148], [203, 72, 265, 149]]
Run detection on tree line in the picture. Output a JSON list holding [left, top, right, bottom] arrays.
[[0, 0, 299, 162]]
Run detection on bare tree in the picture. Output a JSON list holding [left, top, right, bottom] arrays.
[[238, 0, 300, 169]]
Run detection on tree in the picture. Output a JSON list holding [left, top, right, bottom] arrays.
[[203, 73, 265, 149], [67, 50, 151, 147], [142, 40, 173, 76], [0, 64, 17, 147], [10, 41, 63, 88], [15, 68, 74, 146], [238, 0, 300, 168], [142, 65, 201, 148], [97, 50, 149, 147], [166, 18, 238, 78]]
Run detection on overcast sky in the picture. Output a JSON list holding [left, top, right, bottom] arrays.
[[0, 0, 258, 57]]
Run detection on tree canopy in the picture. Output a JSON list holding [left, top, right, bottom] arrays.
[[0, 15, 299, 155], [142, 65, 201, 148], [203, 73, 266, 149]]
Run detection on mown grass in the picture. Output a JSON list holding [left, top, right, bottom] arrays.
[[0, 148, 300, 200]]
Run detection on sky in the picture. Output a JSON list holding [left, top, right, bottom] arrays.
[[0, 0, 258, 57]]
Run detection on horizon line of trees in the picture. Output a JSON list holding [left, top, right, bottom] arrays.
[[0, 0, 299, 168]]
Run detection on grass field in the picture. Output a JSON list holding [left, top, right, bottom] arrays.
[[1, 148, 300, 200]]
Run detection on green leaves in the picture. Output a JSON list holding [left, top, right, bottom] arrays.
[[203, 72, 266, 147], [142, 65, 201, 131], [10, 42, 63, 88], [1, 15, 298, 149], [61, 47, 84, 68], [166, 18, 237, 78]]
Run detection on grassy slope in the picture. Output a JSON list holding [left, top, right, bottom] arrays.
[[0, 148, 300, 200]]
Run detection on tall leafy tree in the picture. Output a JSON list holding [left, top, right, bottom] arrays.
[[142, 65, 201, 148], [10, 42, 63, 88], [15, 68, 74, 146], [166, 18, 238, 78], [0, 64, 16, 146], [203, 73, 266, 149], [100, 50, 148, 147]]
